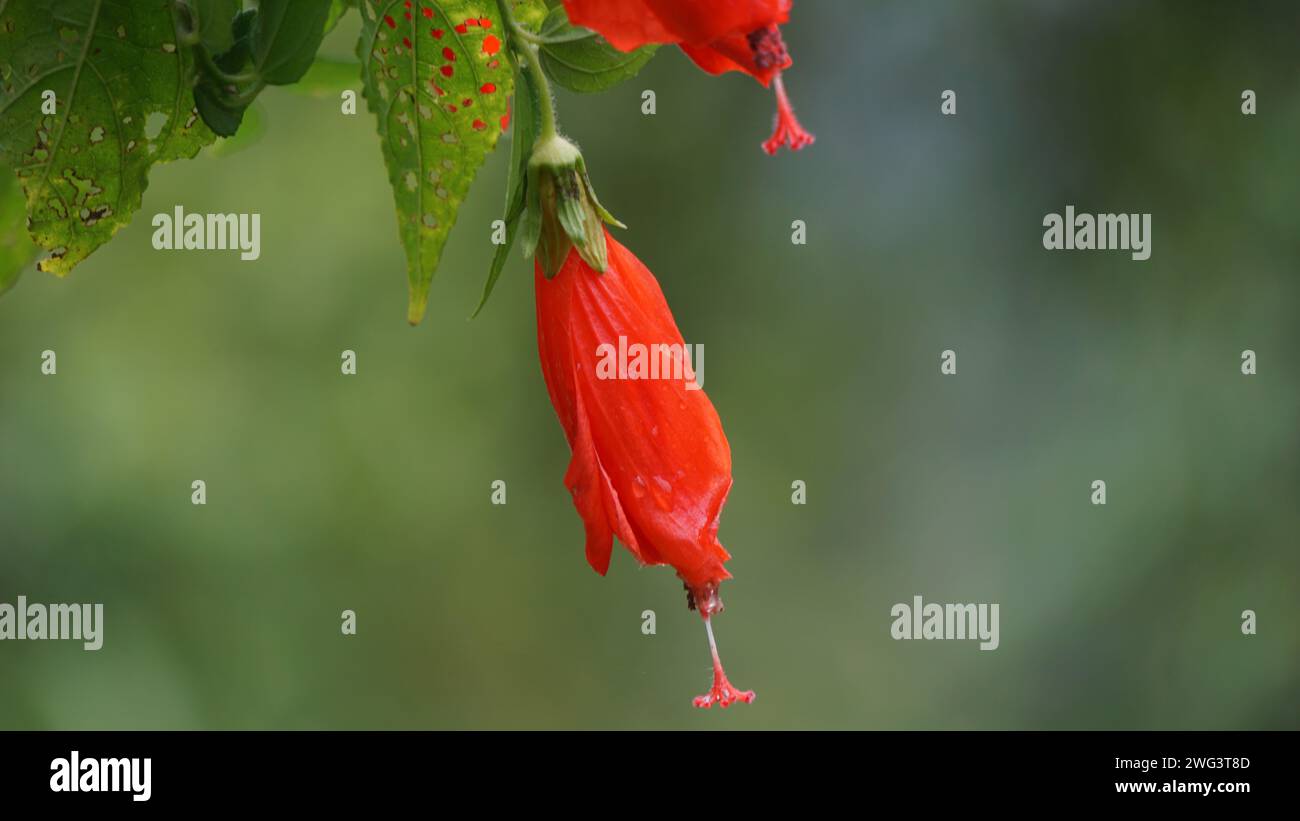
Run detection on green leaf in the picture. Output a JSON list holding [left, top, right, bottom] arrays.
[[219, 7, 258, 74], [472, 52, 539, 318], [358, 0, 516, 325], [0, 167, 35, 295], [192, 8, 259, 138], [537, 6, 656, 94], [0, 0, 216, 276], [192, 0, 241, 54], [194, 81, 246, 137], [253, 0, 333, 85]]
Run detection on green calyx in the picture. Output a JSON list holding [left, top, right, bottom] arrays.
[[520, 135, 624, 278]]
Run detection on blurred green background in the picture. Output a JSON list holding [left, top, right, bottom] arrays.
[[1, 0, 1297, 729]]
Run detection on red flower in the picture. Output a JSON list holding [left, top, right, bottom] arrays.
[[562, 0, 814, 155], [535, 228, 755, 708]]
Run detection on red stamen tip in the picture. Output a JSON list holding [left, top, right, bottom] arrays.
[[693, 678, 757, 709], [692, 616, 755, 709], [762, 74, 815, 156]]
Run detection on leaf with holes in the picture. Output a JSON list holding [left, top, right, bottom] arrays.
[[359, 0, 519, 325], [0, 0, 216, 276]]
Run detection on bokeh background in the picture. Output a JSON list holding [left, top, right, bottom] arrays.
[[1, 0, 1297, 729]]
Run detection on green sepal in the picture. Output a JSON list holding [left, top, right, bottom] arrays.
[[519, 162, 543, 263], [533, 167, 571, 277], [577, 156, 624, 229], [554, 166, 605, 272]]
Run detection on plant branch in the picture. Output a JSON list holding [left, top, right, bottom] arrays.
[[512, 27, 594, 46]]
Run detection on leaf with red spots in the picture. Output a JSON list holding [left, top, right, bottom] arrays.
[[359, 0, 538, 324]]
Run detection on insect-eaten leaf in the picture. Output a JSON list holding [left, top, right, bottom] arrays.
[[359, 0, 520, 325], [537, 6, 657, 94], [0, 0, 215, 276]]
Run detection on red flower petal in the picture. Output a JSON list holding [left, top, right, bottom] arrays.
[[536, 230, 755, 708], [534, 230, 734, 597], [563, 0, 790, 52], [679, 24, 790, 87]]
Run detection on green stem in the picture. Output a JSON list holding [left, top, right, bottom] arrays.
[[496, 0, 558, 143], [520, 44, 557, 142], [519, 28, 597, 46], [511, 26, 546, 45]]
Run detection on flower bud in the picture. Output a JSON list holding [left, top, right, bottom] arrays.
[[521, 135, 623, 278]]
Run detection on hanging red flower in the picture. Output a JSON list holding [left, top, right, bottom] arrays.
[[561, 0, 815, 154], [535, 226, 755, 708]]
